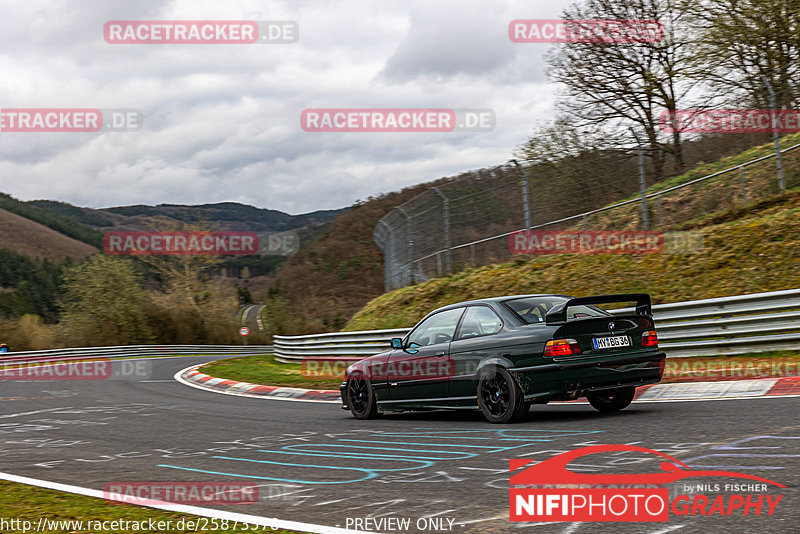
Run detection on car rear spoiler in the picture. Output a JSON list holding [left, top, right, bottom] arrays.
[[545, 294, 652, 324]]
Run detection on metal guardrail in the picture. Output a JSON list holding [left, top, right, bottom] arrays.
[[274, 289, 800, 360], [0, 345, 273, 366]]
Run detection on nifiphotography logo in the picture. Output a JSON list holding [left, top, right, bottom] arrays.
[[510, 444, 784, 523]]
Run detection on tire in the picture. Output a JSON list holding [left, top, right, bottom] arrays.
[[346, 375, 379, 420], [477, 367, 526, 424], [587, 387, 636, 413]]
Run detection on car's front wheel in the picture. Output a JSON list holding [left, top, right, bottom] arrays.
[[346, 375, 379, 419], [587, 387, 636, 412], [477, 367, 527, 424]]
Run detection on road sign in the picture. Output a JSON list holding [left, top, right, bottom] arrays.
[[239, 327, 249, 337]]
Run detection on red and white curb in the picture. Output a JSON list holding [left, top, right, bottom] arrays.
[[175, 364, 340, 403], [631, 376, 800, 402], [176, 362, 800, 405]]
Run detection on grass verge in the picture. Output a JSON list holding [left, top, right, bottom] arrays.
[[0, 480, 305, 533], [199, 354, 345, 390]]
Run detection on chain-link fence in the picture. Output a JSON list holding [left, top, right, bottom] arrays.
[[375, 140, 800, 291]]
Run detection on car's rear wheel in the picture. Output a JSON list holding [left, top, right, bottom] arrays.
[[477, 367, 526, 424], [587, 387, 636, 412], [347, 375, 379, 419]]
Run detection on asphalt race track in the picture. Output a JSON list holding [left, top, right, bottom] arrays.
[[1, 355, 799, 533]]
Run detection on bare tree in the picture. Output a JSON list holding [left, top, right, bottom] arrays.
[[546, 0, 701, 178], [685, 0, 800, 109]]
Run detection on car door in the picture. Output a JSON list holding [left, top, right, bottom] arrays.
[[448, 305, 505, 398], [387, 307, 465, 402]]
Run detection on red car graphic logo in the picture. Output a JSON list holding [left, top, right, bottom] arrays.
[[510, 444, 786, 487]]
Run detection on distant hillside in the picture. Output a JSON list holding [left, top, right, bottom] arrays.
[[0, 194, 103, 247], [12, 198, 342, 277], [28, 199, 113, 227], [266, 182, 449, 333], [0, 208, 97, 260], [95, 202, 341, 233]]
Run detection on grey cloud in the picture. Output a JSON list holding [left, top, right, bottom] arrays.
[[0, 0, 573, 214]]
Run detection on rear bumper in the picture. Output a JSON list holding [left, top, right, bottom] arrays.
[[509, 351, 666, 401]]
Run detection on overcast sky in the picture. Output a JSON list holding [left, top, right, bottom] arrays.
[[0, 0, 574, 214]]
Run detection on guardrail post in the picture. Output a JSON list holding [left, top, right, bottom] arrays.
[[657, 193, 664, 227]]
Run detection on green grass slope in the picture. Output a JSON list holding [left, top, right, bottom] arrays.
[[346, 192, 800, 330]]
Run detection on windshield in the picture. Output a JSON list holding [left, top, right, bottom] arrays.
[[503, 296, 610, 324]]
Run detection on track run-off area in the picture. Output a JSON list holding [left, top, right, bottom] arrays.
[[1, 355, 799, 533]]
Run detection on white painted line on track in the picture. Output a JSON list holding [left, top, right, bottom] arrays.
[[0, 471, 377, 534], [647, 525, 685, 533], [0, 408, 72, 419]]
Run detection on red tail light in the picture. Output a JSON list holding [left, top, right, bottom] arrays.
[[544, 339, 581, 357], [642, 330, 658, 347]]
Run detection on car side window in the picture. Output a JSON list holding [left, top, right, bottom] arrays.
[[456, 306, 503, 339], [407, 308, 464, 347]]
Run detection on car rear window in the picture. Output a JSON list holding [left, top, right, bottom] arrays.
[[503, 296, 610, 324]]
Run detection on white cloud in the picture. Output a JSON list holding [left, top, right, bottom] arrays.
[[0, 0, 573, 213]]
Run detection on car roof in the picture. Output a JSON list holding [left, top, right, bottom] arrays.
[[432, 294, 572, 313]]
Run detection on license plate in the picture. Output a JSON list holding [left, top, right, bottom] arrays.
[[592, 335, 630, 350]]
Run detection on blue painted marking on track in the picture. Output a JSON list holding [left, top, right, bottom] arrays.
[[157, 463, 380, 484], [338, 439, 504, 449], [236, 449, 435, 467], [158, 427, 604, 485], [278, 444, 476, 459], [682, 435, 800, 470], [214, 455, 435, 472]]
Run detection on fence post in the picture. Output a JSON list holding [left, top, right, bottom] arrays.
[[629, 127, 649, 230], [396, 206, 413, 285], [511, 160, 531, 229], [762, 75, 785, 193], [739, 166, 747, 201], [377, 220, 394, 291], [432, 186, 452, 274]]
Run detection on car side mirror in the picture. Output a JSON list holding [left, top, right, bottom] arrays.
[[405, 342, 421, 355], [391, 338, 403, 349]]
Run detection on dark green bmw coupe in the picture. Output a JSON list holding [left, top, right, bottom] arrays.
[[341, 293, 665, 423]]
